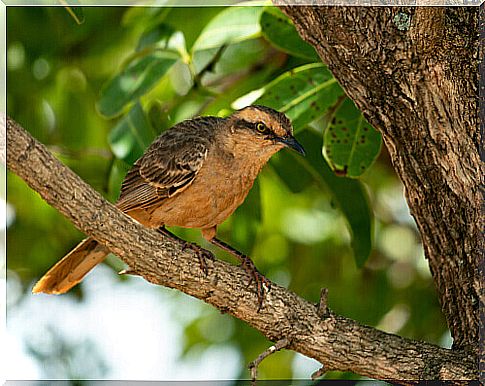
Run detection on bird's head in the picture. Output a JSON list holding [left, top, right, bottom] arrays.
[[226, 105, 305, 158]]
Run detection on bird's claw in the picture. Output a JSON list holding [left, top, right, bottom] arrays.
[[241, 256, 271, 311], [182, 242, 215, 275]]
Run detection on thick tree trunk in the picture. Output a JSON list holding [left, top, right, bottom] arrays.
[[277, 5, 481, 358]]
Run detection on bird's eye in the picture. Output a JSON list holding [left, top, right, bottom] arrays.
[[256, 122, 268, 133]]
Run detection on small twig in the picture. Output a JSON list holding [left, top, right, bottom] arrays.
[[248, 337, 290, 386], [312, 289, 329, 380], [311, 365, 326, 380], [193, 44, 227, 90], [316, 288, 329, 318], [118, 268, 140, 276]]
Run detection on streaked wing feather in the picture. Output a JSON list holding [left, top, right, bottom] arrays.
[[116, 120, 216, 212], [139, 142, 207, 187], [116, 167, 162, 211]]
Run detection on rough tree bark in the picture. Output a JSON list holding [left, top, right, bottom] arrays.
[[278, 5, 482, 362], [5, 115, 478, 381]]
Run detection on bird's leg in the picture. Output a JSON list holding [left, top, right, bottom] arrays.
[[157, 227, 214, 275], [208, 237, 271, 310]]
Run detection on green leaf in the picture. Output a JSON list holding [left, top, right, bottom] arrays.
[[202, 59, 278, 116], [192, 7, 262, 51], [136, 24, 187, 57], [203, 39, 265, 79], [255, 63, 344, 131], [192, 7, 263, 74], [108, 102, 155, 164], [97, 51, 179, 118], [231, 179, 261, 253], [260, 7, 319, 61], [269, 151, 314, 193], [297, 129, 373, 267], [122, 7, 169, 27], [323, 98, 382, 178]]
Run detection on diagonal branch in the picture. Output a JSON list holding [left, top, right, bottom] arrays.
[[5, 116, 477, 381]]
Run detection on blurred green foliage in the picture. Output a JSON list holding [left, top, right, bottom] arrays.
[[7, 6, 447, 381]]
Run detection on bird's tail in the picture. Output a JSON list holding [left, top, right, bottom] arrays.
[[32, 237, 110, 294]]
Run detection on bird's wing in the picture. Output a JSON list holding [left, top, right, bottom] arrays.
[[116, 128, 211, 212]]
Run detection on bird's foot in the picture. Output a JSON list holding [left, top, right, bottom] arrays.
[[157, 227, 215, 275], [240, 255, 271, 311], [182, 242, 215, 275], [206, 237, 270, 310]]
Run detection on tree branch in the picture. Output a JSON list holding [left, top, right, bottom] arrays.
[[249, 337, 290, 385], [278, 4, 482, 357], [5, 116, 477, 380]]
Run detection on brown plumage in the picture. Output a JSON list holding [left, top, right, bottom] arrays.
[[32, 105, 305, 306]]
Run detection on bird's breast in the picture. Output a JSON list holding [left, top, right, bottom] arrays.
[[147, 153, 264, 230]]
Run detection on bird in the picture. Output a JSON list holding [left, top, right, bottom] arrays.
[[32, 105, 305, 307]]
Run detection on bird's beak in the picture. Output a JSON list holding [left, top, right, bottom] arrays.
[[276, 135, 306, 156]]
